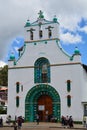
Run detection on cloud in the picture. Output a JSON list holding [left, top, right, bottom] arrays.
[[0, 61, 7, 67], [79, 25, 87, 33], [60, 32, 82, 44], [0, 0, 87, 62]]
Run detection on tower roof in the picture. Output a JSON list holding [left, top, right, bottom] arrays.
[[24, 10, 59, 28]]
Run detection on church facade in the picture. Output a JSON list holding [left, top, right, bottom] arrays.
[[8, 11, 87, 122]]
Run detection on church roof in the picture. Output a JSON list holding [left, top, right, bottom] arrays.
[[24, 10, 59, 28], [0, 86, 7, 91]]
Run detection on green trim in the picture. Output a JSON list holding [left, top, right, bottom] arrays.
[[25, 20, 31, 27], [34, 43, 37, 45], [16, 86, 19, 93], [53, 17, 58, 23], [45, 41, 47, 44], [25, 84, 61, 122], [34, 57, 50, 83], [67, 80, 71, 92], [74, 47, 81, 55], [16, 96, 19, 107], [10, 53, 15, 60], [38, 10, 44, 19], [70, 56, 73, 61], [56, 40, 71, 58], [24, 21, 59, 28], [67, 95, 71, 107], [24, 11, 59, 28]]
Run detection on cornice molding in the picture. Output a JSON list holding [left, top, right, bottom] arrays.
[[8, 62, 81, 70]]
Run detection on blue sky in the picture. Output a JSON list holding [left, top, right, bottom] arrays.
[[0, 0, 87, 67], [60, 17, 87, 65], [6, 17, 87, 66]]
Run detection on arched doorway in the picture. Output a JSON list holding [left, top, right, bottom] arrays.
[[25, 84, 61, 122], [38, 95, 52, 121]]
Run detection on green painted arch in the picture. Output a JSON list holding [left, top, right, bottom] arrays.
[[25, 84, 61, 122]]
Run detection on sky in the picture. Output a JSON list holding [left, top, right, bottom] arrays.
[[0, 0, 87, 67]]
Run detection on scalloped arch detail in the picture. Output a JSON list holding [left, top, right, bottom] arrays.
[[25, 84, 61, 122]]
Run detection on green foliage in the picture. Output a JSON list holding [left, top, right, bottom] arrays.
[[0, 65, 8, 86], [74, 121, 82, 124], [0, 106, 7, 114]]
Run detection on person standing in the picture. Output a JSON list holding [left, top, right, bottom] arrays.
[[13, 121, 17, 130], [0, 117, 3, 127], [17, 117, 22, 129], [36, 114, 39, 125], [68, 116, 74, 128]]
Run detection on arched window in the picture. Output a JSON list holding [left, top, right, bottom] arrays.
[[16, 96, 19, 107], [84, 104, 87, 116], [16, 82, 20, 93], [67, 80, 71, 92], [67, 95, 71, 107], [34, 57, 50, 83]]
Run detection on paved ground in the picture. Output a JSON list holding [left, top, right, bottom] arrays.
[[0, 122, 86, 130]]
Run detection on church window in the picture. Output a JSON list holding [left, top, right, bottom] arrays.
[[67, 95, 71, 107], [16, 96, 19, 107], [16, 82, 20, 93], [67, 80, 71, 92], [42, 64, 48, 82], [34, 57, 50, 83], [84, 104, 87, 116]]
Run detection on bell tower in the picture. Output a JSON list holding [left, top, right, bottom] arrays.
[[24, 10, 60, 43]]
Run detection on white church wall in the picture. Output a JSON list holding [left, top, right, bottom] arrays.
[[8, 39, 83, 121], [81, 68, 87, 102], [50, 63, 83, 121], [10, 41, 72, 68], [25, 22, 59, 42], [8, 67, 34, 119]]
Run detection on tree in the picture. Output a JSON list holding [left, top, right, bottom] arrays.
[[0, 106, 7, 114], [0, 65, 8, 86]]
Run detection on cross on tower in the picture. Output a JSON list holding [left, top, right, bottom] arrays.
[[38, 10, 44, 19], [27, 28, 35, 40], [45, 26, 54, 31], [27, 28, 35, 32]]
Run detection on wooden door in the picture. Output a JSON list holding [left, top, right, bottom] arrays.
[[37, 95, 52, 121]]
